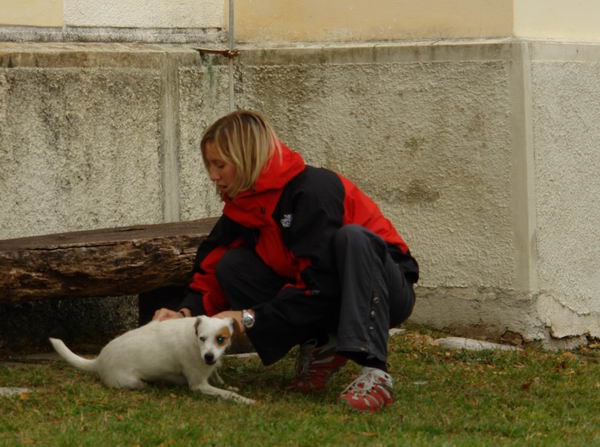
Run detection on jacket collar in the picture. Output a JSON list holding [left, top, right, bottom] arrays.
[[222, 142, 305, 223], [241, 142, 305, 196]]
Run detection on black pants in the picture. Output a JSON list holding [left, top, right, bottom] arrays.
[[216, 224, 415, 366]]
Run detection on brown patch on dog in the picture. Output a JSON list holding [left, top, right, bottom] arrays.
[[215, 326, 232, 346]]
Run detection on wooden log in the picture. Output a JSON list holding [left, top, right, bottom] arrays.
[[0, 218, 218, 304]]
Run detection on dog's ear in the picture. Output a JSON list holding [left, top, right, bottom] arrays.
[[194, 317, 202, 337], [224, 317, 235, 334]]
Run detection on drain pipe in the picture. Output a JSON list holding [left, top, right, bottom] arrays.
[[195, 1, 239, 110], [228, 0, 235, 111]]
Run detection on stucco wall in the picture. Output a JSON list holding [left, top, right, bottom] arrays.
[[529, 44, 600, 339], [177, 58, 230, 221], [1, 40, 598, 347], [0, 44, 224, 237], [233, 43, 516, 294]]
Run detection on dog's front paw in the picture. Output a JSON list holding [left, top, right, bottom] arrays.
[[236, 396, 256, 405]]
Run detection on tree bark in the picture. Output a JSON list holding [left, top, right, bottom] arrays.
[[0, 218, 218, 303]]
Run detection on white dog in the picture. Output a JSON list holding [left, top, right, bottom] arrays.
[[49, 315, 254, 404]]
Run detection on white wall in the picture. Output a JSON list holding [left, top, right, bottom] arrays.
[[63, 0, 223, 28]]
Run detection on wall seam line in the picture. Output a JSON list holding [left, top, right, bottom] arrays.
[[159, 52, 181, 223]]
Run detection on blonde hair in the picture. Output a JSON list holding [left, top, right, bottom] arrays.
[[201, 110, 280, 198]]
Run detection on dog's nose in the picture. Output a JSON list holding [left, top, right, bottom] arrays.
[[204, 352, 215, 365]]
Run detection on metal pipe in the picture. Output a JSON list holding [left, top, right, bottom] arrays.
[[228, 0, 235, 51], [195, 48, 238, 58], [228, 0, 235, 111]]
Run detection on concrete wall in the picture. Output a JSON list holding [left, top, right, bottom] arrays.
[[0, 43, 225, 237], [1, 40, 599, 348], [529, 44, 600, 340], [235, 43, 516, 292], [0, 0, 598, 350]]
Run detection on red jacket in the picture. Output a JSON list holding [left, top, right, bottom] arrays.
[[181, 143, 418, 316]]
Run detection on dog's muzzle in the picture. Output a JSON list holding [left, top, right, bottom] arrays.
[[204, 352, 216, 365]]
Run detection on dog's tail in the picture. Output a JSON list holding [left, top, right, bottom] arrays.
[[49, 338, 98, 373]]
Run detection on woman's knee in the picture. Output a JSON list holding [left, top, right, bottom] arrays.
[[333, 224, 386, 257], [333, 224, 368, 248]]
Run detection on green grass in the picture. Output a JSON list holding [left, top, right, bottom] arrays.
[[1, 326, 600, 447]]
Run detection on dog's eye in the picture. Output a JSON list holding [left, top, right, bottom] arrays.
[[199, 336, 207, 342], [216, 336, 225, 344]]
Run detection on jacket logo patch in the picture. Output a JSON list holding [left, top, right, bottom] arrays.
[[280, 214, 293, 228]]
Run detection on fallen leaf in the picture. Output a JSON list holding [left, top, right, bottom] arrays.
[[357, 432, 378, 437], [521, 377, 539, 391]]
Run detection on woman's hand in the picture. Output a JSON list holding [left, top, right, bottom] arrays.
[[153, 307, 190, 321]]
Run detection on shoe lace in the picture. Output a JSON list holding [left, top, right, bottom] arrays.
[[342, 369, 390, 396]]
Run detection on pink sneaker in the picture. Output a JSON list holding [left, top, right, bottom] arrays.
[[287, 336, 348, 393], [338, 367, 394, 412]]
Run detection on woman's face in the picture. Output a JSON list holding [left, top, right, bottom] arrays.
[[205, 141, 237, 197]]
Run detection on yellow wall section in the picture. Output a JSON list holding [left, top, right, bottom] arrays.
[[514, 0, 600, 42], [233, 0, 513, 42], [0, 0, 63, 27], [3, 0, 600, 43]]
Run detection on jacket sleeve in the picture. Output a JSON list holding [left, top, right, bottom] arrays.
[[178, 215, 243, 316], [279, 167, 419, 291], [279, 169, 346, 297]]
